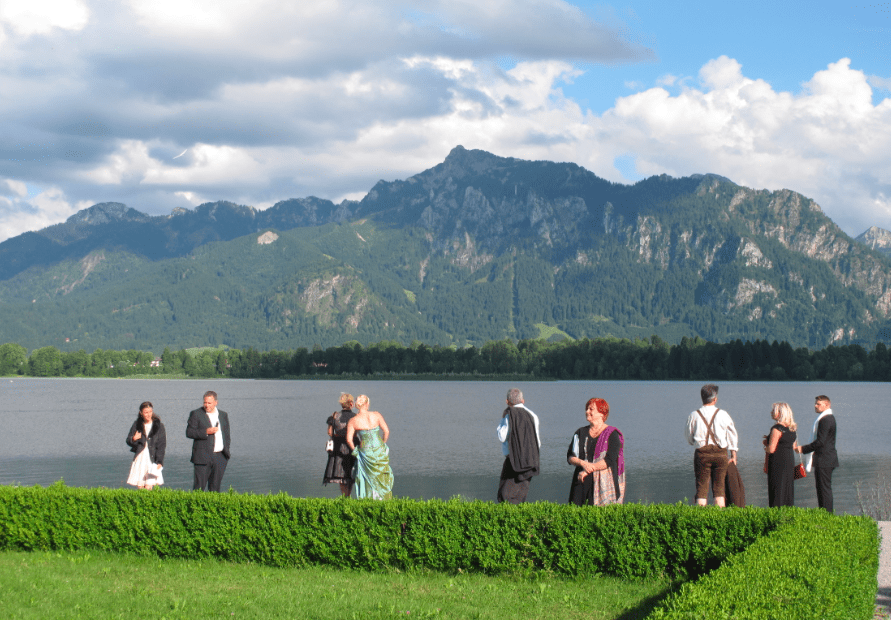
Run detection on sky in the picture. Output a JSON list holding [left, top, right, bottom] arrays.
[[0, 0, 889, 243]]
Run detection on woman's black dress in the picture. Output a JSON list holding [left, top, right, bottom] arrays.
[[323, 408, 357, 485], [767, 423, 796, 507]]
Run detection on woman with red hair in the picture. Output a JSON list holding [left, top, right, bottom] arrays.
[[567, 397, 625, 505]]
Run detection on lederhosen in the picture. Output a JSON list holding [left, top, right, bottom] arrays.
[[693, 409, 728, 500]]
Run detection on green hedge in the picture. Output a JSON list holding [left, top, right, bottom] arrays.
[[0, 484, 878, 618], [649, 508, 878, 619]]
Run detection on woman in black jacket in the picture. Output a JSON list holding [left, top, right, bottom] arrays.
[[126, 401, 166, 489]]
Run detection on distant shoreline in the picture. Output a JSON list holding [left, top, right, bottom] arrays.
[[3, 373, 556, 382]]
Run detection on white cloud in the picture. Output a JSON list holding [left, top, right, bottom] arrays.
[[591, 57, 891, 234], [0, 0, 88, 35], [1, 179, 28, 198], [0, 183, 81, 241], [1, 0, 889, 245]]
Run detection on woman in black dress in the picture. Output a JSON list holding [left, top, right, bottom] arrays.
[[323, 393, 356, 496], [764, 402, 798, 507]]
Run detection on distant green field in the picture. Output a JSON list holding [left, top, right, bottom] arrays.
[[533, 323, 573, 341], [184, 345, 228, 356]]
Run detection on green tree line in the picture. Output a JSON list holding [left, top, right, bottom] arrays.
[[1, 336, 889, 381]]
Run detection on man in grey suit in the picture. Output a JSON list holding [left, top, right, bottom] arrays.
[[187, 390, 231, 491], [796, 394, 838, 512]]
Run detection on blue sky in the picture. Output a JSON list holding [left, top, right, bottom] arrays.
[[0, 0, 889, 241]]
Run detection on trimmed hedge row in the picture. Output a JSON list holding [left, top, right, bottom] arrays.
[[0, 483, 775, 579], [650, 508, 878, 619], [0, 484, 878, 618]]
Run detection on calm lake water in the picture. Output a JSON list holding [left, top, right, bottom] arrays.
[[0, 378, 886, 514]]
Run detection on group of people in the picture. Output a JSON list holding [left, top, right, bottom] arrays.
[[494, 384, 837, 511], [685, 384, 838, 511], [125, 385, 838, 512], [126, 389, 396, 500], [126, 390, 232, 491], [323, 393, 394, 499], [493, 387, 625, 507]]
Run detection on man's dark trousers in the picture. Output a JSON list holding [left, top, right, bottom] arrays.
[[815, 466, 834, 513], [497, 457, 531, 504], [194, 452, 228, 492]]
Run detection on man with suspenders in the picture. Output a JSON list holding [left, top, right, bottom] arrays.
[[685, 384, 739, 507]]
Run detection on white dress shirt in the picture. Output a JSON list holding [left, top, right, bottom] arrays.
[[205, 408, 224, 453], [685, 404, 738, 452]]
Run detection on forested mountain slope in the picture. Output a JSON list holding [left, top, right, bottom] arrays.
[[1, 146, 889, 352]]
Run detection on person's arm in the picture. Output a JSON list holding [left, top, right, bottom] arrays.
[[126, 420, 142, 449], [186, 410, 208, 440], [346, 419, 357, 451], [724, 413, 739, 464], [800, 418, 829, 454], [221, 411, 231, 456], [766, 428, 782, 454], [496, 414, 509, 443], [530, 410, 541, 448], [155, 423, 166, 467], [602, 431, 620, 473], [605, 431, 623, 500], [567, 433, 598, 474], [566, 433, 577, 466], [685, 413, 696, 446], [377, 413, 390, 443]]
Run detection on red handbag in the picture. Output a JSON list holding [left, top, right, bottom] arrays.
[[794, 454, 807, 480]]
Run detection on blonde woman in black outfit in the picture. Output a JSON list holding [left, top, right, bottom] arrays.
[[764, 402, 798, 507], [324, 393, 357, 496]]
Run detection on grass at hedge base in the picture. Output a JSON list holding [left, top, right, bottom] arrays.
[[0, 549, 671, 619], [0, 483, 878, 619]]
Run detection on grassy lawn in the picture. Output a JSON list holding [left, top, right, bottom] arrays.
[[0, 549, 672, 619]]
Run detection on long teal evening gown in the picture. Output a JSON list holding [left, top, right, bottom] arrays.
[[352, 426, 394, 500]]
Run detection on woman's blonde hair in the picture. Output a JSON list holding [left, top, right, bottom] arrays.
[[339, 392, 354, 409], [355, 394, 369, 408], [771, 402, 797, 431]]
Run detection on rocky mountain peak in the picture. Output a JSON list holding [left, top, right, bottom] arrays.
[[65, 202, 146, 226], [855, 226, 891, 259], [436, 145, 512, 179], [857, 226, 891, 248]]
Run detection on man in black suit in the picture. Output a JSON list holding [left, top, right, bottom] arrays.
[[187, 390, 231, 491], [796, 395, 838, 512]]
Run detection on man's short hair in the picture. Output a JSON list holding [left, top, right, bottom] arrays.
[[204, 390, 218, 401], [506, 388, 524, 406], [816, 394, 831, 404], [700, 384, 719, 404]]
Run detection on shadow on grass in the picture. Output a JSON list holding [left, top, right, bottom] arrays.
[[614, 581, 684, 620]]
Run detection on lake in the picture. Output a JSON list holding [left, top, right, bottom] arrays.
[[0, 377, 885, 514]]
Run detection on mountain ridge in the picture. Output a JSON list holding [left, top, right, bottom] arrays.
[[2, 145, 890, 352]]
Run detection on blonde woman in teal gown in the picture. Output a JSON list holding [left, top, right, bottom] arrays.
[[346, 394, 394, 499]]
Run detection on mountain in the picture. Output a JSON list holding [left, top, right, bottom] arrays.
[[2, 145, 891, 352], [856, 226, 891, 259]]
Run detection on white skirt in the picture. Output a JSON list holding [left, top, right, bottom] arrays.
[[126, 448, 164, 487]]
